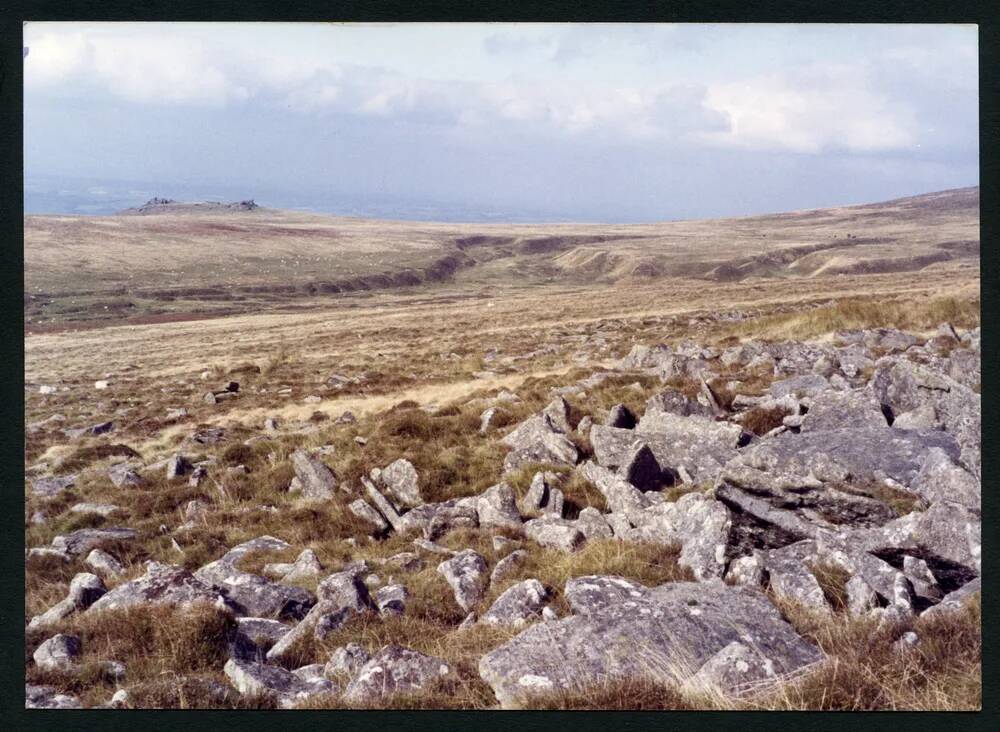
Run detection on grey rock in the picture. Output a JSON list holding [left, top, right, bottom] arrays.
[[52, 527, 137, 556], [686, 640, 779, 695], [490, 550, 528, 585], [478, 577, 822, 708], [25, 684, 82, 709], [325, 643, 371, 678], [85, 548, 125, 577], [70, 502, 119, 517], [290, 450, 338, 500], [542, 396, 573, 434], [349, 499, 390, 533], [195, 537, 316, 620], [342, 645, 452, 704], [224, 658, 333, 708], [922, 577, 981, 618], [437, 550, 489, 612], [644, 389, 716, 419], [29, 573, 107, 630], [910, 448, 979, 509], [363, 477, 403, 532], [523, 516, 586, 552], [30, 474, 76, 499], [800, 388, 888, 432], [481, 579, 549, 627], [501, 414, 579, 473], [90, 562, 223, 612], [167, 454, 193, 480], [480, 406, 509, 434], [109, 464, 145, 488], [232, 617, 293, 660], [476, 482, 523, 530], [605, 404, 637, 429], [374, 584, 408, 616], [33, 634, 82, 672], [383, 552, 424, 573], [578, 461, 649, 518], [575, 507, 614, 540], [379, 458, 422, 508]]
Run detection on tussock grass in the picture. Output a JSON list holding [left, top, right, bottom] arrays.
[[728, 295, 980, 341]]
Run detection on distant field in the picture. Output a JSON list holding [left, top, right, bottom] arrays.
[[23, 187, 979, 329]]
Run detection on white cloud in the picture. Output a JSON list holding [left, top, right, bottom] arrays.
[[700, 66, 917, 153]]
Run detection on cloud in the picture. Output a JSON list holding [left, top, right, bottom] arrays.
[[24, 24, 972, 158], [700, 65, 918, 153]]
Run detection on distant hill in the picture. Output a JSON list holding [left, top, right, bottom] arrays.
[[23, 187, 979, 327]]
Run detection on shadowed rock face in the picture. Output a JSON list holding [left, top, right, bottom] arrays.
[[479, 577, 823, 708]]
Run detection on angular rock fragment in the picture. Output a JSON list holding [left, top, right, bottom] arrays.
[[343, 645, 452, 704], [523, 516, 586, 553], [90, 562, 223, 612], [290, 450, 338, 500], [481, 579, 549, 627], [437, 550, 489, 612], [379, 458, 422, 508], [33, 634, 82, 672], [29, 573, 107, 629], [476, 482, 523, 530], [224, 658, 333, 708]]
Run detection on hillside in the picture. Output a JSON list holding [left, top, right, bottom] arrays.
[[23, 187, 979, 329]]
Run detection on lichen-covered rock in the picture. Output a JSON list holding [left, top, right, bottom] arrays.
[[523, 516, 586, 553], [348, 499, 390, 533], [437, 550, 489, 612], [224, 658, 333, 708], [290, 449, 338, 500], [85, 548, 125, 577], [910, 448, 980, 509], [481, 579, 549, 627], [799, 388, 888, 432], [685, 640, 779, 695], [617, 442, 663, 492], [325, 643, 371, 679], [379, 458, 423, 508], [605, 404, 637, 429], [89, 562, 223, 612], [342, 645, 453, 704], [26, 684, 82, 709], [476, 482, 522, 530], [51, 527, 137, 556], [479, 577, 822, 708], [501, 414, 578, 473], [374, 584, 408, 616], [490, 550, 528, 585], [195, 537, 316, 620], [33, 634, 82, 672]]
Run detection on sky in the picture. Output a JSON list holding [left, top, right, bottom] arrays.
[[23, 22, 979, 222]]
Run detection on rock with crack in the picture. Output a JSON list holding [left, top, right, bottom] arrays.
[[623, 492, 731, 580], [734, 427, 960, 490], [224, 658, 334, 708], [480, 406, 510, 434], [909, 448, 979, 509], [290, 449, 339, 500], [89, 562, 224, 612], [478, 576, 822, 708], [231, 617, 293, 661], [437, 550, 489, 613], [33, 634, 82, 672], [501, 414, 579, 474], [378, 458, 423, 508], [871, 357, 981, 477], [542, 396, 573, 434], [523, 516, 587, 552], [349, 499, 390, 533], [633, 411, 748, 483], [481, 579, 549, 627], [475, 482, 523, 530], [578, 461, 649, 519], [194, 537, 316, 620], [362, 477, 404, 532], [644, 389, 716, 419], [756, 543, 832, 614], [799, 388, 889, 433], [29, 573, 107, 630], [521, 471, 564, 515], [342, 645, 453, 705], [325, 643, 371, 679], [266, 569, 374, 663]]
